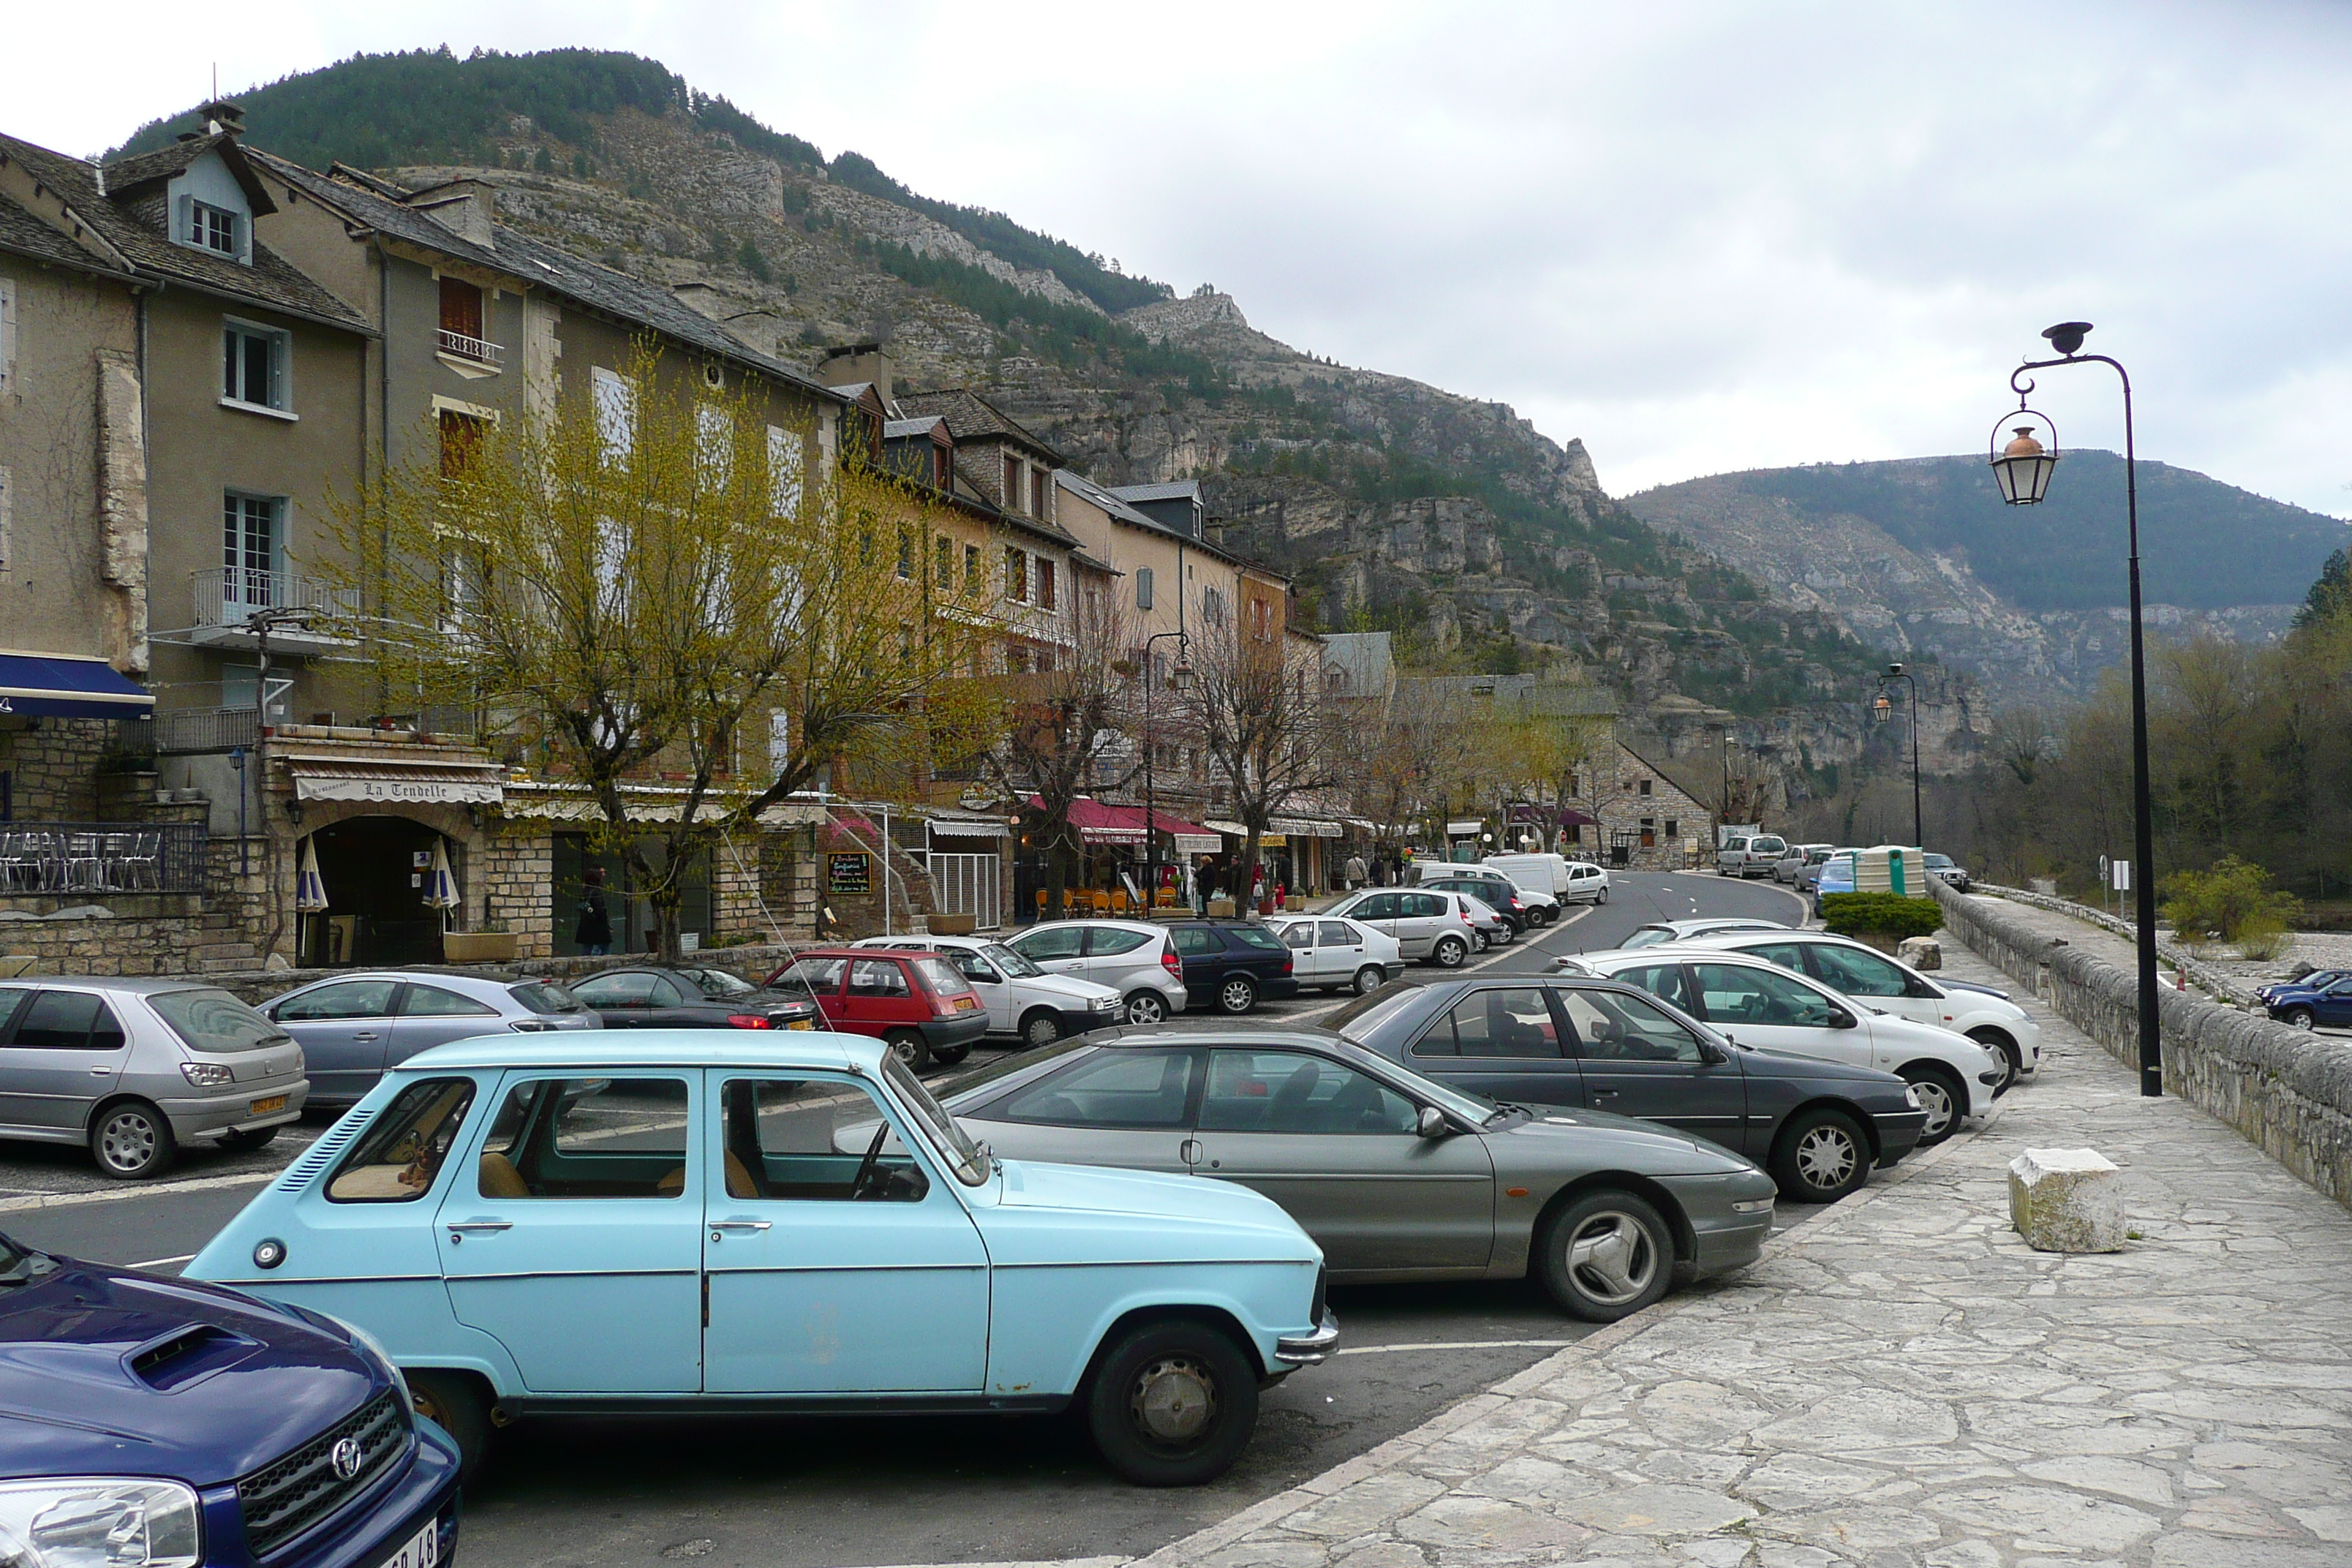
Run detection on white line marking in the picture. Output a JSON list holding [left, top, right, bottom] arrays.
[[129, 1254, 196, 1269], [0, 1169, 280, 1215], [1336, 1338, 1580, 1355]]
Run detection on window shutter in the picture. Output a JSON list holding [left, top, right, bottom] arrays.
[[1136, 566, 1154, 611], [0, 276, 14, 393]]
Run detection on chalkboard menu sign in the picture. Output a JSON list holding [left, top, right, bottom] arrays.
[[826, 852, 872, 894]]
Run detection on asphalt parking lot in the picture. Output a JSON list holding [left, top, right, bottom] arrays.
[[0, 870, 1811, 1567]]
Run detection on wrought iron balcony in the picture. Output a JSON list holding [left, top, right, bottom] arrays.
[[437, 328, 505, 366], [190, 568, 358, 652]]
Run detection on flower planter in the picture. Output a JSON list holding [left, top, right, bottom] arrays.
[[925, 913, 976, 936], [442, 931, 519, 964]]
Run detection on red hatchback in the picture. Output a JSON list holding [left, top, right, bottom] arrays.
[[764, 947, 990, 1069]]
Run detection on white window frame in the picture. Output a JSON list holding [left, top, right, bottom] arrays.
[[191, 199, 243, 260], [592, 366, 637, 458], [221, 316, 295, 418], [222, 491, 284, 617]]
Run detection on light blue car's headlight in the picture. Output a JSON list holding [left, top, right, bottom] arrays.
[[0, 1479, 201, 1568]]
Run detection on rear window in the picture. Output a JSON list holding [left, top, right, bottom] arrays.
[[509, 982, 584, 1014], [1088, 927, 1153, 957], [911, 957, 968, 995], [1325, 981, 1428, 1040], [1229, 927, 1285, 952], [149, 988, 286, 1053]]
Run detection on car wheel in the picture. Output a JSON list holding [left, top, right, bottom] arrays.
[[1085, 1319, 1259, 1486], [1218, 975, 1259, 1014], [1432, 936, 1469, 969], [1598, 886, 1609, 904], [930, 1043, 972, 1066], [1534, 1190, 1674, 1322], [882, 1028, 933, 1071], [1352, 966, 1385, 997], [1970, 1028, 2021, 1093], [2285, 1007, 2316, 1030], [1471, 930, 1490, 953], [218, 1126, 279, 1153], [1020, 1009, 1065, 1047], [1901, 1065, 1968, 1147], [89, 1101, 176, 1180], [1770, 1107, 1872, 1203], [1126, 990, 1168, 1025], [407, 1369, 493, 1488]]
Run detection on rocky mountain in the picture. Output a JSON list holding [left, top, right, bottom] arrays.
[[1624, 456, 2348, 705]]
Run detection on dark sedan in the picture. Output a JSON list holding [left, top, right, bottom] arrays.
[[1167, 920, 1301, 1014], [1327, 975, 1928, 1202], [2260, 973, 2352, 1030], [567, 965, 821, 1030]]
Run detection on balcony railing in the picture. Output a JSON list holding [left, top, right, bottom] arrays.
[[437, 328, 505, 366], [155, 705, 262, 755], [192, 568, 359, 633], [0, 822, 208, 895]]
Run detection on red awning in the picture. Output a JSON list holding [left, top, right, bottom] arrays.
[[1025, 799, 1220, 848]]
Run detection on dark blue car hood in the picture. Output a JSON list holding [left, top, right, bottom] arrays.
[[0, 1254, 382, 1485]]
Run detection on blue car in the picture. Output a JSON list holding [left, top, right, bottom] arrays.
[[2261, 974, 2352, 1030], [0, 1231, 459, 1568], [186, 1032, 1333, 1487]]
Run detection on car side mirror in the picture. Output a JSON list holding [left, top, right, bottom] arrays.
[[1697, 1040, 1729, 1066], [1828, 1006, 1858, 1030], [1415, 1105, 1450, 1139]]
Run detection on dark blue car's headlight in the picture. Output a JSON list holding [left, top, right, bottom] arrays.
[[0, 1479, 201, 1567]]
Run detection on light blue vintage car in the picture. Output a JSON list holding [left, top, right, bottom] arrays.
[[186, 1032, 1335, 1486]]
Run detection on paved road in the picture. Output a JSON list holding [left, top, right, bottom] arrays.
[[0, 871, 1809, 1568]]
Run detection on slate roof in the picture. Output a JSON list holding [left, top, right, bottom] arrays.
[[1108, 480, 1202, 505], [244, 149, 842, 403], [0, 130, 371, 333], [105, 135, 272, 212], [1053, 468, 1286, 581], [894, 388, 1064, 464]]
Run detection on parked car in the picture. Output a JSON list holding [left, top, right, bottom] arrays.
[[1003, 919, 1190, 1025], [1482, 851, 1599, 903], [1561, 860, 1613, 905], [1324, 888, 1506, 968], [850, 932, 1126, 1044], [1923, 853, 1972, 893], [1679, 928, 2043, 1090], [1414, 862, 1555, 928], [1264, 913, 1405, 995], [2257, 969, 2352, 1009], [1161, 919, 1302, 1014], [565, 965, 821, 1036], [763, 948, 990, 1068], [1329, 973, 1927, 1202], [932, 1026, 1776, 1320], [1618, 917, 1789, 950], [0, 978, 307, 1180], [184, 1033, 1335, 1486], [2261, 973, 2352, 1031], [1718, 834, 1787, 878], [0, 1229, 464, 1556], [270, 970, 603, 1106], [1774, 843, 1832, 884], [1793, 845, 1840, 894], [1811, 850, 1856, 913], [1567, 946, 2002, 1147]]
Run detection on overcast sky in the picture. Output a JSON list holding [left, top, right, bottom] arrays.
[[19, 1, 2351, 518]]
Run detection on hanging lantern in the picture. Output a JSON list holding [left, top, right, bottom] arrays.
[[1872, 693, 1893, 724], [1989, 409, 2059, 505]]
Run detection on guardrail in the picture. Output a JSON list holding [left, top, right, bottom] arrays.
[[437, 328, 504, 366]]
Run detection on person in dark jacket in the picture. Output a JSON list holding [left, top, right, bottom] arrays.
[[575, 868, 613, 956]]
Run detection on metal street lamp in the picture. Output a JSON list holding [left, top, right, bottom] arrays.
[[1990, 320, 2161, 1098], [1877, 663, 1921, 848], [1141, 630, 1191, 910]]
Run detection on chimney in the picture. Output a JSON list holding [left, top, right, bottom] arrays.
[[814, 342, 895, 394], [198, 99, 246, 138], [412, 178, 497, 250]]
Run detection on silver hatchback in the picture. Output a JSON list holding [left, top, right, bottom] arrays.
[[264, 971, 600, 1107], [0, 978, 308, 1180]]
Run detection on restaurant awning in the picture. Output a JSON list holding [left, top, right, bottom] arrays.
[[1029, 796, 1149, 845], [0, 652, 154, 719], [1270, 816, 1343, 838], [287, 755, 508, 804], [1445, 819, 1485, 836]]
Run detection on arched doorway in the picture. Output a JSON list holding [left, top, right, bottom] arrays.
[[304, 815, 450, 967]]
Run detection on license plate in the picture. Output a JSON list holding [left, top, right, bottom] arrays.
[[785, 1019, 814, 1030], [379, 1519, 439, 1568], [249, 1095, 288, 1115]]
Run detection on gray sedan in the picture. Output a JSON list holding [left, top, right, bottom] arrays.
[[265, 971, 599, 1107], [936, 1028, 1779, 1322]]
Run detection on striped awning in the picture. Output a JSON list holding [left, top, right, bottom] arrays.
[[286, 755, 505, 804]]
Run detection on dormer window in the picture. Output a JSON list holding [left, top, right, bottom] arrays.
[[193, 201, 241, 257]]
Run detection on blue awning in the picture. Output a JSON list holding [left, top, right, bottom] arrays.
[[0, 653, 154, 719]]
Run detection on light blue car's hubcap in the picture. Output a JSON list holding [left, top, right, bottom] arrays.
[[1132, 1356, 1216, 1443], [1567, 1211, 1656, 1306]]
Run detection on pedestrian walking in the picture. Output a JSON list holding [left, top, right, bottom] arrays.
[[1343, 852, 1366, 892], [574, 868, 612, 956]]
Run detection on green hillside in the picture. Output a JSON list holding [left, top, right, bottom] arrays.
[[1740, 453, 2347, 611]]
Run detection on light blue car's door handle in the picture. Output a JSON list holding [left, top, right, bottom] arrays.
[[446, 1219, 513, 1235], [710, 1219, 772, 1237]]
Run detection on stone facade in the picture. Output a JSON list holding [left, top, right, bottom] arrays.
[[0, 717, 114, 820], [478, 823, 554, 958]]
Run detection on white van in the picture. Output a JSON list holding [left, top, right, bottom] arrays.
[[1485, 852, 1610, 907]]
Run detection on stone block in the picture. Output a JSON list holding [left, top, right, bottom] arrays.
[[1899, 935, 1942, 970], [2010, 1147, 2127, 1253]]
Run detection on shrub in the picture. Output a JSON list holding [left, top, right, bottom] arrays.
[[2160, 856, 2302, 947], [1819, 892, 1942, 941]]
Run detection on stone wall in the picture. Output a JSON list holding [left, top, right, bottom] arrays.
[[479, 826, 554, 959], [0, 717, 112, 819], [1932, 879, 2352, 1212]]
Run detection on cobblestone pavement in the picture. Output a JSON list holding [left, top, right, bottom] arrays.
[[1134, 938, 2352, 1568]]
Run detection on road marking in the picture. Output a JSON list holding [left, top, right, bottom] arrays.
[[129, 1254, 196, 1269], [1337, 1338, 1580, 1355], [0, 1169, 279, 1215]]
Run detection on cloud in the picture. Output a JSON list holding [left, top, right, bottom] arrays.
[[18, 0, 2351, 516]]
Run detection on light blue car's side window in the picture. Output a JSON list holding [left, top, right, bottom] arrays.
[[720, 1077, 928, 1202], [478, 1076, 692, 1199], [326, 1077, 479, 1202]]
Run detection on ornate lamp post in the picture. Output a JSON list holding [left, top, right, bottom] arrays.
[[1990, 321, 2160, 1098], [1874, 663, 1921, 848], [1141, 630, 1192, 908]]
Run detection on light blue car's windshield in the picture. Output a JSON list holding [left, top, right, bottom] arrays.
[[882, 1053, 991, 1186]]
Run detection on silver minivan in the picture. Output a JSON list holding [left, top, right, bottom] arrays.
[[0, 977, 308, 1180]]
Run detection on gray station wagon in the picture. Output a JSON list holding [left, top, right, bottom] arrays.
[[0, 978, 308, 1179]]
